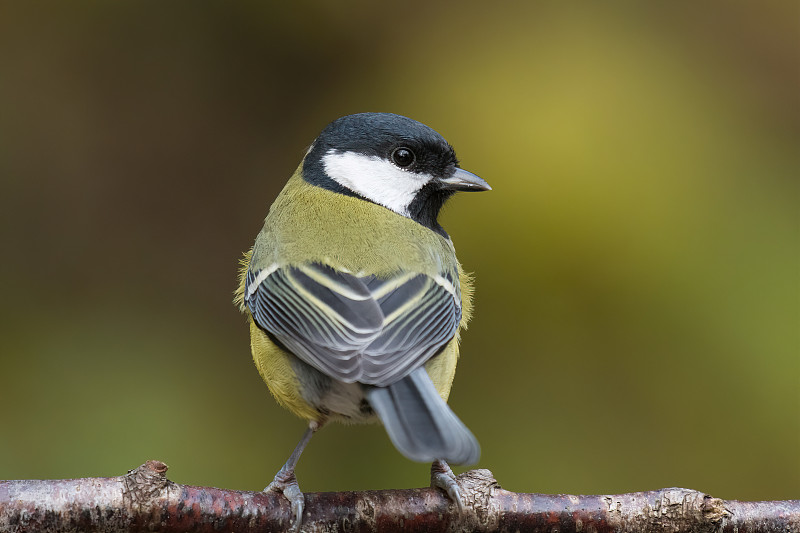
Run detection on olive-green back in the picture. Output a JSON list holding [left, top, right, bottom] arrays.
[[250, 166, 459, 277]]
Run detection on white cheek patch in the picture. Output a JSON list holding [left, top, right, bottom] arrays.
[[322, 150, 433, 217]]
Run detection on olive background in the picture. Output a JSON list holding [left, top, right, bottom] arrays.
[[1, 2, 797, 501]]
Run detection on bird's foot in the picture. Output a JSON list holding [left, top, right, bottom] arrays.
[[265, 468, 305, 533], [430, 459, 464, 513]]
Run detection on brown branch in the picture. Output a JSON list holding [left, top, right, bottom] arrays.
[[1, 461, 797, 532]]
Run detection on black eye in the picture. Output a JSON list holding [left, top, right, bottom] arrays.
[[391, 147, 415, 168]]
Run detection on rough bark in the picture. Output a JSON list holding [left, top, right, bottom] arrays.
[[1, 460, 797, 532]]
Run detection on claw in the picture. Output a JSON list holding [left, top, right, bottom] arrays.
[[263, 424, 318, 532], [266, 468, 305, 533], [430, 459, 464, 513]]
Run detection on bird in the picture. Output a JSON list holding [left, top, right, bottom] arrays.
[[234, 112, 490, 531]]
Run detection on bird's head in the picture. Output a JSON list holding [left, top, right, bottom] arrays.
[[302, 113, 490, 235]]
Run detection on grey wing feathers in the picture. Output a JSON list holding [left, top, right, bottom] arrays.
[[362, 273, 461, 383], [245, 264, 384, 382], [245, 264, 460, 386], [365, 367, 480, 465]]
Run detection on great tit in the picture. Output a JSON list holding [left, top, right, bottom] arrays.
[[235, 112, 490, 530]]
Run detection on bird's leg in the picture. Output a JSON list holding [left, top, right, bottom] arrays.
[[430, 459, 464, 513], [265, 421, 320, 533]]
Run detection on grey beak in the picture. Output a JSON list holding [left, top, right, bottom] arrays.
[[439, 168, 492, 192]]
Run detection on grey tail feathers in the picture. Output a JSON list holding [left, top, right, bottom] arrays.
[[365, 367, 480, 465]]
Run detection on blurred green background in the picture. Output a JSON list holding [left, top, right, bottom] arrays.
[[1, 2, 797, 502]]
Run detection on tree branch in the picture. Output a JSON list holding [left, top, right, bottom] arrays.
[[1, 461, 797, 532]]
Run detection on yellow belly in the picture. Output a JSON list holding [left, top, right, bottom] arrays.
[[249, 318, 319, 421]]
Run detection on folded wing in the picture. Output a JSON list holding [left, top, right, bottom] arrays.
[[244, 263, 460, 386]]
